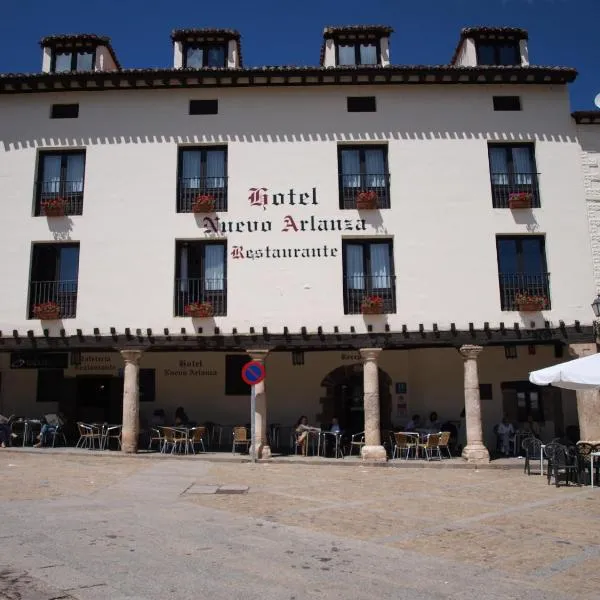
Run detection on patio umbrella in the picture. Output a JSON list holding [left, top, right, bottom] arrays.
[[529, 352, 600, 390]]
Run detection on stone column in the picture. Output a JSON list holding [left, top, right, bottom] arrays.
[[359, 348, 387, 461], [246, 349, 271, 459], [120, 349, 144, 453], [568, 343, 600, 443], [459, 345, 490, 463]]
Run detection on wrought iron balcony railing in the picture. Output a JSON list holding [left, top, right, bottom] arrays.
[[177, 177, 228, 212], [35, 180, 84, 216], [498, 272, 551, 311], [343, 275, 396, 315], [175, 278, 227, 316], [338, 173, 391, 209], [490, 172, 540, 208], [29, 280, 78, 318]]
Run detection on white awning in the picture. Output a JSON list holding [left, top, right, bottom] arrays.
[[529, 352, 600, 390]]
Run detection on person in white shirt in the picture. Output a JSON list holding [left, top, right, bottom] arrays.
[[330, 417, 341, 434], [427, 412, 442, 432], [404, 414, 421, 431], [496, 417, 515, 456]]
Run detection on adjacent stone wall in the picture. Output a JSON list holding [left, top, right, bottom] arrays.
[[580, 126, 600, 293]]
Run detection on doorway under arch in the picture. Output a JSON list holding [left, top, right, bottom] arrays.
[[317, 363, 392, 434]]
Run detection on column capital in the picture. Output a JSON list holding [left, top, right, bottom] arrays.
[[569, 343, 597, 359], [246, 349, 269, 363], [359, 348, 382, 362], [459, 345, 484, 361], [120, 349, 144, 365]]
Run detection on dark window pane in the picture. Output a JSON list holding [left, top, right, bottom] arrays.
[[497, 238, 517, 273], [189, 99, 218, 115], [37, 369, 64, 402], [347, 96, 376, 112], [54, 52, 72, 72], [493, 96, 521, 111], [206, 46, 226, 67], [139, 369, 156, 402], [498, 43, 519, 65], [225, 354, 252, 395], [50, 104, 79, 119], [477, 44, 496, 65], [58, 246, 80, 281], [76, 51, 94, 71], [521, 238, 544, 273]]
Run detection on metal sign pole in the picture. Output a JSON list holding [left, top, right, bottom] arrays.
[[250, 384, 256, 463]]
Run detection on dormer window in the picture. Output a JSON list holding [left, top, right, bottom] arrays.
[[52, 49, 95, 72], [477, 40, 520, 66], [337, 41, 378, 66], [183, 43, 227, 68]]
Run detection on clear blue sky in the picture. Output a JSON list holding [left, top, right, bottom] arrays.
[[1, 0, 598, 110]]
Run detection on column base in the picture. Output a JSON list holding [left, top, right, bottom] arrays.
[[462, 443, 490, 464], [121, 431, 138, 454], [578, 440, 600, 445], [361, 445, 387, 462], [249, 443, 272, 460]]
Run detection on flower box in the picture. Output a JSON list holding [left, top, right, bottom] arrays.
[[360, 296, 384, 315], [184, 302, 214, 318], [356, 191, 378, 210], [514, 293, 547, 312], [32, 301, 60, 320], [508, 192, 533, 210], [191, 194, 215, 213], [41, 197, 67, 217]]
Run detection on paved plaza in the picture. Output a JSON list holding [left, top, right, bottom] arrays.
[[0, 451, 599, 600]]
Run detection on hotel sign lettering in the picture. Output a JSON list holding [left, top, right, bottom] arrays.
[[202, 187, 369, 260]]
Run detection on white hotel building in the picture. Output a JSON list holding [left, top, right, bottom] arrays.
[[0, 25, 598, 460]]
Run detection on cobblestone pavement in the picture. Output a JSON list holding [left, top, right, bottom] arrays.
[[0, 451, 598, 600]]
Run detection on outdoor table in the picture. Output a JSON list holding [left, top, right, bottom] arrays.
[[591, 451, 600, 488], [402, 432, 421, 458], [320, 431, 343, 458]]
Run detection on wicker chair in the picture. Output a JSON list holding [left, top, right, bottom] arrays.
[[419, 433, 442, 461], [188, 427, 207, 454], [392, 432, 417, 460], [232, 426, 250, 454], [438, 431, 452, 459]]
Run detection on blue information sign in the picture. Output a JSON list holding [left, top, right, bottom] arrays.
[[241, 361, 266, 386]]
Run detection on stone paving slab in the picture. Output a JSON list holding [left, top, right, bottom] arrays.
[[0, 453, 598, 600]]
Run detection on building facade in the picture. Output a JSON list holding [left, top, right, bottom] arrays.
[[0, 25, 596, 459]]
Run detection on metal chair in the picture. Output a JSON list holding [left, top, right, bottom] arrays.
[[188, 427, 207, 454], [419, 433, 442, 461], [522, 436, 542, 475], [349, 431, 365, 456], [392, 432, 417, 460], [438, 431, 452, 458]]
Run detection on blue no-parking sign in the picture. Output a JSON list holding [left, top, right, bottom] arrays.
[[241, 361, 266, 386]]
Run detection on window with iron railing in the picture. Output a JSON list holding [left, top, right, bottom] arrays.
[[342, 240, 396, 314], [177, 147, 228, 212], [35, 151, 86, 216], [175, 241, 227, 316], [28, 243, 80, 319], [496, 236, 550, 311], [338, 146, 390, 209], [488, 144, 540, 208]]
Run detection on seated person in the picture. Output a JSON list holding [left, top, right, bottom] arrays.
[[174, 407, 189, 427], [151, 409, 166, 427], [0, 414, 14, 448], [496, 416, 515, 456], [523, 415, 541, 439], [35, 413, 65, 448], [330, 417, 341, 434], [427, 411, 442, 432], [404, 414, 421, 431], [295, 415, 319, 454]]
